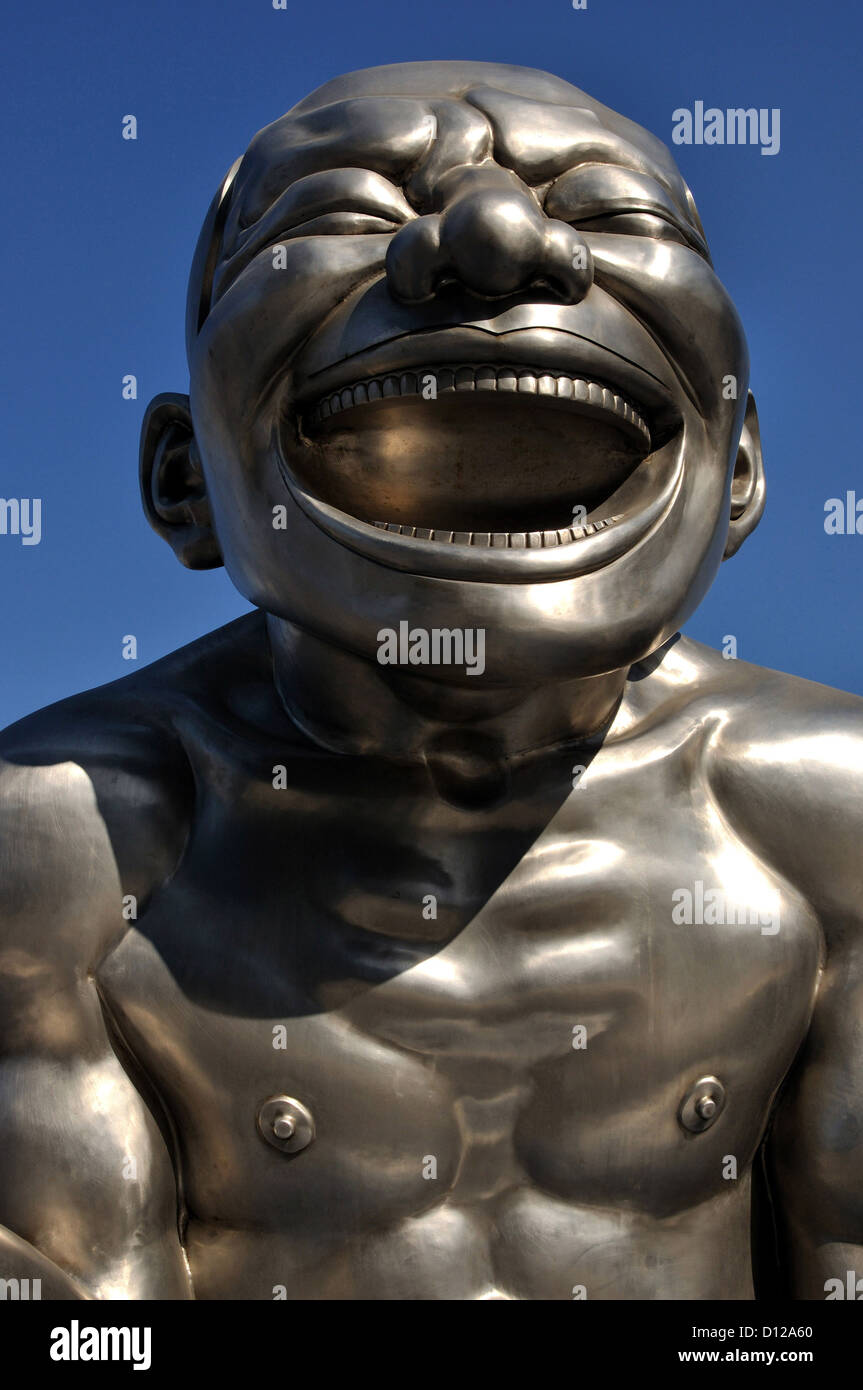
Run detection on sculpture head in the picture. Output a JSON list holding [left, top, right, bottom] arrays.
[[141, 60, 765, 686]]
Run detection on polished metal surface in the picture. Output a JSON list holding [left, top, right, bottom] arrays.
[[0, 61, 860, 1302]]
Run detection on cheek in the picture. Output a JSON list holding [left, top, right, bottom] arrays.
[[190, 235, 391, 435], [195, 413, 283, 580], [187, 235, 392, 577], [587, 236, 749, 426]]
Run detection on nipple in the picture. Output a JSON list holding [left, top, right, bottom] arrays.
[[256, 1095, 316, 1154], [678, 1076, 726, 1134]]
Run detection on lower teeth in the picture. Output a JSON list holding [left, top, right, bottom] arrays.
[[371, 518, 619, 547]]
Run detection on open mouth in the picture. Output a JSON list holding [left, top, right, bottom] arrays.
[[279, 357, 683, 582]]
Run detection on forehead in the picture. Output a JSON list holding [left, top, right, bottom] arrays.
[[227, 61, 692, 234]]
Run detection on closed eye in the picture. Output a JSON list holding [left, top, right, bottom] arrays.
[[214, 168, 413, 302], [545, 165, 709, 260], [576, 209, 704, 253], [270, 211, 400, 238]]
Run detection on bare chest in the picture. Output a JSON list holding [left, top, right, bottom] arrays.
[[96, 740, 822, 1238]]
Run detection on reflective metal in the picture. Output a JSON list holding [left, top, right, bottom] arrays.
[[0, 61, 860, 1302]]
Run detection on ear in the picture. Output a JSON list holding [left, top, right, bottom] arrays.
[[139, 393, 222, 570], [723, 391, 766, 560]]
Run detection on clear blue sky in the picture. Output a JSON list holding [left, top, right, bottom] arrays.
[[1, 0, 861, 728]]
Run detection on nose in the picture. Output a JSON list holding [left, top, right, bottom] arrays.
[[386, 168, 593, 305]]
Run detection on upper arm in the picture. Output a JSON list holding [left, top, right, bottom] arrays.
[[0, 742, 193, 1300], [709, 687, 863, 1299], [767, 938, 863, 1298]]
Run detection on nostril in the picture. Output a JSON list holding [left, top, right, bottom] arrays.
[[541, 221, 593, 304], [530, 275, 579, 304], [385, 215, 445, 304]]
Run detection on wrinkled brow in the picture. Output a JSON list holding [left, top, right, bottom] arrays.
[[464, 85, 693, 219], [222, 98, 439, 256], [224, 91, 698, 252], [190, 91, 705, 343]]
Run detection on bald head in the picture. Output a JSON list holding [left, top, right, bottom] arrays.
[[290, 61, 681, 187], [293, 60, 593, 109]]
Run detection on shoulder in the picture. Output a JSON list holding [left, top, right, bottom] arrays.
[[629, 635, 863, 931], [0, 612, 273, 966], [628, 632, 863, 767], [0, 609, 272, 771]]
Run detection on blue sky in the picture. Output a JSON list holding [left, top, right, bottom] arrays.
[[1, 0, 860, 727]]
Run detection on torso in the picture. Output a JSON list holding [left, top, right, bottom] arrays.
[[93, 647, 824, 1300]]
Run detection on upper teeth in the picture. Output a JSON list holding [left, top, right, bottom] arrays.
[[306, 364, 651, 446]]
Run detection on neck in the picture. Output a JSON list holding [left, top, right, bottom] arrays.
[[266, 616, 629, 764]]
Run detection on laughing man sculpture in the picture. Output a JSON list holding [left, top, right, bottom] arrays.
[[1, 61, 861, 1301]]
